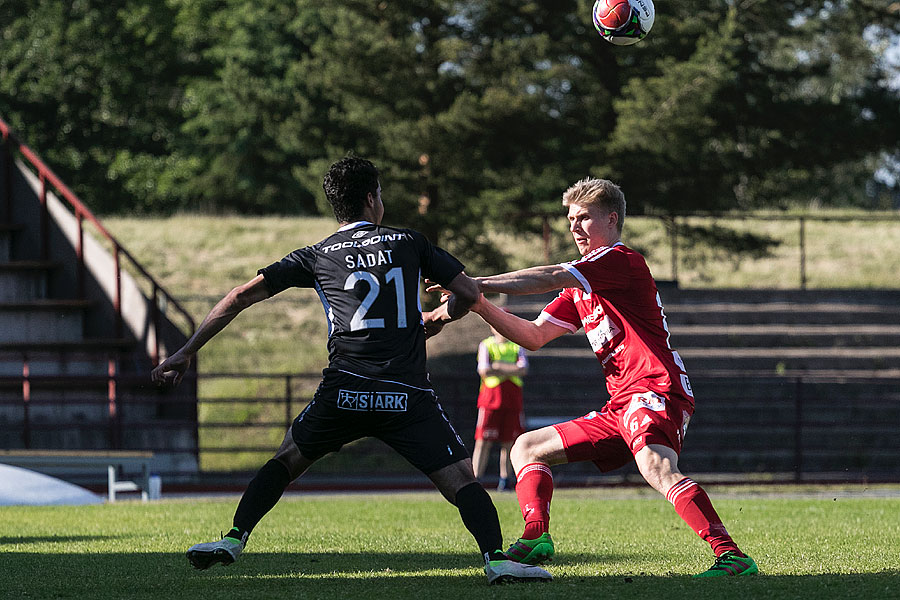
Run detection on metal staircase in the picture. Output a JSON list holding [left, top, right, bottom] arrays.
[[0, 117, 199, 482]]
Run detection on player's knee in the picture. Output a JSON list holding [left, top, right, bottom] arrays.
[[638, 468, 667, 494], [635, 450, 683, 495], [273, 444, 312, 480], [510, 431, 540, 465], [429, 459, 477, 503]]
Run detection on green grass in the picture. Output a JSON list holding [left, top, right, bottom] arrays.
[[2, 488, 899, 600]]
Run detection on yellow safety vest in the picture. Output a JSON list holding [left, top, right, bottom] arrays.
[[481, 337, 524, 389]]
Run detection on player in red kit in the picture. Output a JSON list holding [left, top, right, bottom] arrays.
[[427, 177, 757, 578]]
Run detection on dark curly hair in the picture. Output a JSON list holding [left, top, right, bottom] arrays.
[[322, 157, 380, 223]]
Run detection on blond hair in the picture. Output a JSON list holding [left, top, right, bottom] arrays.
[[562, 178, 626, 233]]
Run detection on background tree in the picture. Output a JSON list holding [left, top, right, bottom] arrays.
[[1, 0, 897, 268], [0, 0, 188, 212], [608, 0, 900, 213]]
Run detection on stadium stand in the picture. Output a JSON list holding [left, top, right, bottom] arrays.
[[0, 118, 197, 488]]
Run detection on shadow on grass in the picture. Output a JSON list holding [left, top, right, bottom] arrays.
[[0, 534, 126, 545], [5, 551, 899, 600]]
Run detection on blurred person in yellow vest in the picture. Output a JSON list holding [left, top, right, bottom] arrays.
[[474, 318, 528, 491]]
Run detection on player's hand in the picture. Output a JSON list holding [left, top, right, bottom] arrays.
[[150, 351, 192, 387], [422, 310, 446, 339], [424, 279, 452, 304]]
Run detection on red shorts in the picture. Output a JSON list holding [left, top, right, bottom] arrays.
[[475, 406, 525, 443], [552, 391, 693, 472], [477, 381, 523, 411]]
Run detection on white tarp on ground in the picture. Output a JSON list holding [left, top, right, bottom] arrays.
[[0, 463, 102, 505]]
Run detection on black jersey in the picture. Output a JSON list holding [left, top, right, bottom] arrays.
[[258, 221, 464, 386]]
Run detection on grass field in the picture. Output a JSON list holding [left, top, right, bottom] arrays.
[[3, 488, 899, 600]]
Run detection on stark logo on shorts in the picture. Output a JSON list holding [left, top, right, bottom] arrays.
[[337, 389, 408, 412]]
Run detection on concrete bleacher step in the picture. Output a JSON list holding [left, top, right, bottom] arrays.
[[544, 323, 900, 349], [0, 342, 138, 435], [527, 346, 900, 373], [664, 303, 900, 326], [0, 300, 92, 343], [668, 324, 900, 348], [675, 449, 900, 474], [0, 261, 56, 301], [504, 288, 900, 320], [682, 346, 900, 372], [0, 342, 131, 376], [508, 299, 900, 327], [690, 374, 900, 399], [521, 376, 900, 416]]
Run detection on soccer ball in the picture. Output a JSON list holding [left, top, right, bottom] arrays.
[[592, 0, 655, 46]]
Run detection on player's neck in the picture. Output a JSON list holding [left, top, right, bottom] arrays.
[[584, 236, 621, 255], [337, 207, 382, 229], [337, 219, 371, 231]]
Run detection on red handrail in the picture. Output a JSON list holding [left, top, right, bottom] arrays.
[[0, 117, 195, 363]]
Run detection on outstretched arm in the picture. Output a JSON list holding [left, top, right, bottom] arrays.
[[422, 271, 479, 337], [470, 295, 569, 352], [476, 264, 580, 296], [150, 274, 271, 386]]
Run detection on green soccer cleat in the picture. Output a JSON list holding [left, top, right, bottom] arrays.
[[484, 552, 553, 585], [693, 551, 758, 578], [186, 532, 246, 570], [505, 532, 555, 565]]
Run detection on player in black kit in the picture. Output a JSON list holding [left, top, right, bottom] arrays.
[[150, 157, 551, 585]]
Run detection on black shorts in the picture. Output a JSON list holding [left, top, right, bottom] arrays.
[[291, 368, 469, 474]]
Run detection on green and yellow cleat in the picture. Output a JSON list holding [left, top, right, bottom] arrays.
[[505, 532, 555, 565], [693, 551, 758, 578]]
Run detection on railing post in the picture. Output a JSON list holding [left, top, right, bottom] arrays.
[[191, 364, 200, 465], [39, 173, 49, 260], [151, 285, 160, 365], [285, 375, 293, 431], [542, 215, 551, 263], [76, 210, 85, 298], [108, 356, 120, 448], [2, 137, 11, 223], [794, 377, 804, 482], [799, 217, 807, 290], [22, 359, 31, 449], [667, 216, 679, 282], [113, 245, 123, 338]]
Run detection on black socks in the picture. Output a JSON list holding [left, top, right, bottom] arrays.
[[232, 459, 293, 539], [455, 482, 503, 557], [229, 464, 506, 561]]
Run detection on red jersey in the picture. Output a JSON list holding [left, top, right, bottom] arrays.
[[539, 242, 694, 410]]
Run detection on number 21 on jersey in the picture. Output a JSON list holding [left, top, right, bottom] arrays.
[[344, 267, 407, 331]]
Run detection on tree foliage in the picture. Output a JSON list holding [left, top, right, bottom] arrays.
[[1, 0, 897, 267]]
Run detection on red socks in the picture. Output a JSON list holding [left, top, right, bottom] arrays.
[[667, 477, 741, 556], [514, 468, 742, 557], [515, 463, 554, 539]]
